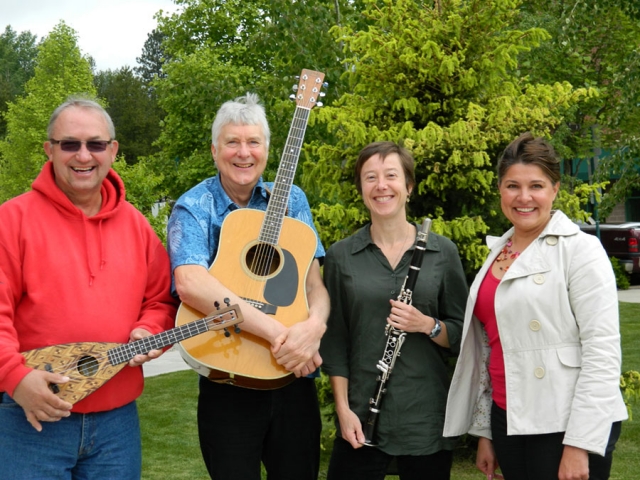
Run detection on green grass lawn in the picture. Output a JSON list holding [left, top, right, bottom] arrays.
[[138, 302, 640, 479]]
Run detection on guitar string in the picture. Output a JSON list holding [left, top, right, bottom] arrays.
[[34, 316, 235, 378], [247, 92, 314, 305]]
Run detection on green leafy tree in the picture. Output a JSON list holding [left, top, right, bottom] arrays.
[[152, 0, 367, 200], [302, 0, 591, 273], [94, 66, 163, 163], [0, 22, 95, 203], [518, 0, 640, 220], [0, 26, 38, 138]]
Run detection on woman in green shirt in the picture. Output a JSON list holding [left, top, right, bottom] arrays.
[[320, 141, 468, 480]]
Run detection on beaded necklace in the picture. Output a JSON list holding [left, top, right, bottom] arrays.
[[494, 238, 520, 272]]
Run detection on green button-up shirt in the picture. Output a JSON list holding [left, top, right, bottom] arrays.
[[320, 223, 468, 455]]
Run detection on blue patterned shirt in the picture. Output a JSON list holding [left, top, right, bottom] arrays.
[[167, 174, 325, 293]]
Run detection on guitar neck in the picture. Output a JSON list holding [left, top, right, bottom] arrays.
[[259, 105, 311, 245], [107, 307, 241, 365]]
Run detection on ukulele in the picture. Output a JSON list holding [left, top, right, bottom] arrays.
[[175, 69, 326, 389], [23, 302, 242, 404]]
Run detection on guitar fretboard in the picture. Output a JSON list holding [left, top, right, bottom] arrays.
[[259, 105, 311, 245]]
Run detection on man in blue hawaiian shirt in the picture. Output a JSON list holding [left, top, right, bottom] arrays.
[[167, 93, 330, 480]]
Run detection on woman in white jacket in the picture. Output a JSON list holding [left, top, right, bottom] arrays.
[[443, 132, 627, 480]]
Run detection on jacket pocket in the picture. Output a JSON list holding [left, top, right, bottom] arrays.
[[556, 345, 582, 368]]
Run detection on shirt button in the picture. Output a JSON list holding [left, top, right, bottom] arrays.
[[533, 274, 545, 285], [391, 291, 395, 295], [529, 320, 541, 331], [546, 236, 558, 246], [534, 367, 545, 379]]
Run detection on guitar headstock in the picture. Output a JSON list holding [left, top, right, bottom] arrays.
[[205, 303, 244, 333], [293, 69, 326, 110]]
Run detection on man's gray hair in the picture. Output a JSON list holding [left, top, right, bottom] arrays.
[[211, 92, 270, 149], [47, 96, 115, 139]]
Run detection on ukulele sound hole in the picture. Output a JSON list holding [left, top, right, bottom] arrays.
[[77, 355, 99, 377], [246, 244, 281, 277]]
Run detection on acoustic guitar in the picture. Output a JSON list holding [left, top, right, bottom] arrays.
[[22, 302, 242, 404], [175, 69, 326, 390]]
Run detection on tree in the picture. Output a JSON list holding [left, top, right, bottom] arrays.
[[135, 29, 169, 86], [94, 66, 163, 163], [301, 0, 591, 273], [518, 0, 640, 220], [0, 26, 38, 138], [152, 0, 367, 200], [0, 22, 95, 203]]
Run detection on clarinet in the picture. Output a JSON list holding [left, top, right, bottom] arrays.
[[361, 217, 432, 447]]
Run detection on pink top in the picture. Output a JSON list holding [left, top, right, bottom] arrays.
[[473, 269, 507, 409]]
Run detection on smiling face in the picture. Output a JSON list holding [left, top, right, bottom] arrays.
[[43, 106, 118, 212], [360, 153, 411, 221], [211, 123, 268, 203], [499, 162, 559, 238]]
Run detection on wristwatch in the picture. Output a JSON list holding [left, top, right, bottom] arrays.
[[429, 317, 442, 338]]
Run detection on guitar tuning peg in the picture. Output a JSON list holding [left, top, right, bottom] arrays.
[[295, 75, 300, 80], [224, 298, 230, 307], [292, 84, 298, 92], [323, 82, 329, 88], [317, 102, 323, 107], [319, 92, 326, 97], [214, 301, 220, 308], [289, 94, 296, 101], [223, 328, 231, 338], [234, 325, 242, 334]]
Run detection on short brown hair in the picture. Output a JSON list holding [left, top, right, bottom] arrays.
[[354, 141, 416, 195], [497, 132, 561, 185]]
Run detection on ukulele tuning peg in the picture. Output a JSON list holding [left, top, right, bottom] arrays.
[[289, 94, 296, 101], [292, 84, 298, 92], [223, 328, 231, 338], [224, 298, 230, 307], [214, 301, 220, 309], [319, 92, 326, 97], [322, 82, 329, 88], [317, 102, 324, 108], [234, 325, 242, 334]]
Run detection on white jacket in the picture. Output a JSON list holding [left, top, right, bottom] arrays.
[[443, 211, 627, 456]]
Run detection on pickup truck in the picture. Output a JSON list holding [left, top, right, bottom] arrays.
[[579, 222, 640, 276]]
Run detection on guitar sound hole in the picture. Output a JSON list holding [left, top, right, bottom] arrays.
[[77, 355, 99, 377], [246, 244, 280, 277]]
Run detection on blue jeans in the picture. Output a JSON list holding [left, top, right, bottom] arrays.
[[0, 393, 141, 480]]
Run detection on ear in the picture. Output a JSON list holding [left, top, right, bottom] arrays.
[[43, 141, 53, 159], [109, 140, 119, 164], [211, 144, 217, 160]]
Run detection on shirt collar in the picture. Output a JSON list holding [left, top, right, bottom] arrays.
[[349, 222, 442, 254], [211, 174, 269, 216]]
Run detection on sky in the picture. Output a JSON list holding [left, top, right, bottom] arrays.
[[3, 0, 180, 71]]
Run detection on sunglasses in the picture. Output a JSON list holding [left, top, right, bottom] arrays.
[[49, 139, 113, 153]]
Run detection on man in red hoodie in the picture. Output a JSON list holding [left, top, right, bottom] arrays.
[[0, 97, 178, 479]]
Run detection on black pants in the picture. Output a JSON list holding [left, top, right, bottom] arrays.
[[327, 436, 453, 480], [491, 402, 621, 480], [197, 376, 321, 480]]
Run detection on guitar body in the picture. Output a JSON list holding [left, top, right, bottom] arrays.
[[176, 209, 318, 389], [23, 342, 126, 405]]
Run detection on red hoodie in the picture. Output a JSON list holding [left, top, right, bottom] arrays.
[[0, 162, 178, 413]]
